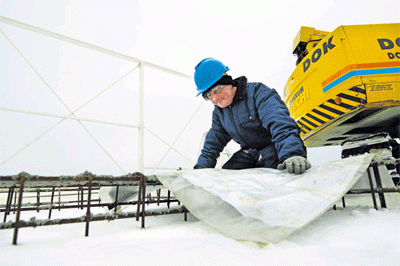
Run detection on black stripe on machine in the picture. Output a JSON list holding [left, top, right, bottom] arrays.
[[311, 108, 334, 120], [319, 103, 345, 115], [349, 86, 366, 95], [337, 93, 367, 104], [305, 113, 326, 124], [327, 99, 354, 110], [297, 120, 311, 132], [300, 117, 318, 128]]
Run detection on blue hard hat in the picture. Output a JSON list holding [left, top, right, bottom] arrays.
[[194, 58, 229, 96]]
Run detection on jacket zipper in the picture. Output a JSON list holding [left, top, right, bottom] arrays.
[[228, 103, 249, 148]]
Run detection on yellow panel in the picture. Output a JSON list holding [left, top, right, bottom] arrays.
[[366, 82, 400, 102]]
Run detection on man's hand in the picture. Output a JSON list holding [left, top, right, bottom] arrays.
[[277, 156, 311, 174]]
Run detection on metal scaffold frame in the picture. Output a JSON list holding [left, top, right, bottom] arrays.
[[0, 16, 202, 174]]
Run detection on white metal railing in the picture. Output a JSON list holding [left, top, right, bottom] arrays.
[[0, 16, 202, 175]]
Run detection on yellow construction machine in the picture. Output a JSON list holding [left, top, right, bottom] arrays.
[[284, 23, 400, 148]]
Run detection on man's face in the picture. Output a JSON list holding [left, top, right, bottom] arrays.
[[204, 85, 236, 108]]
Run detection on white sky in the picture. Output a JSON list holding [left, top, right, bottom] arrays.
[[0, 0, 399, 175]]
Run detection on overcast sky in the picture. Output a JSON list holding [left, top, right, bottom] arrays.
[[1, 0, 399, 175]]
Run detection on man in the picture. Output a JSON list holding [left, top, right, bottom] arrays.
[[194, 57, 311, 174]]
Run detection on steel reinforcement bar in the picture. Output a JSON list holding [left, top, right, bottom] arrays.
[[0, 171, 187, 245], [334, 161, 400, 210]]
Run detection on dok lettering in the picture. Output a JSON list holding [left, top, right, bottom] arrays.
[[303, 36, 336, 72], [377, 38, 400, 59]]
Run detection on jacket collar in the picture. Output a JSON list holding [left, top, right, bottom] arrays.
[[232, 76, 247, 102]]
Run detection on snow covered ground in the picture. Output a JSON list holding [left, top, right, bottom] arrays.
[[1, 198, 399, 266]]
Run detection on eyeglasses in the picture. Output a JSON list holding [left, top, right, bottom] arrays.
[[202, 85, 225, 101]]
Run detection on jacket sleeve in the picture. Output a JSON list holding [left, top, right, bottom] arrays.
[[254, 85, 307, 162], [194, 109, 232, 169]]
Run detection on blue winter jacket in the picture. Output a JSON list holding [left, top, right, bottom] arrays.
[[194, 76, 307, 169]]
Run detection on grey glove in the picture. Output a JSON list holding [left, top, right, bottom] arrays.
[[277, 156, 311, 174]]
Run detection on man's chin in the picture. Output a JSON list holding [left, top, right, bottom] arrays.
[[217, 100, 233, 108]]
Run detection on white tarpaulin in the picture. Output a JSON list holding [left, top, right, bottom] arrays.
[[157, 154, 378, 243]]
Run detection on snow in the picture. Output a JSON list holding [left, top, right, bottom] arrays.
[[1, 199, 399, 265]]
